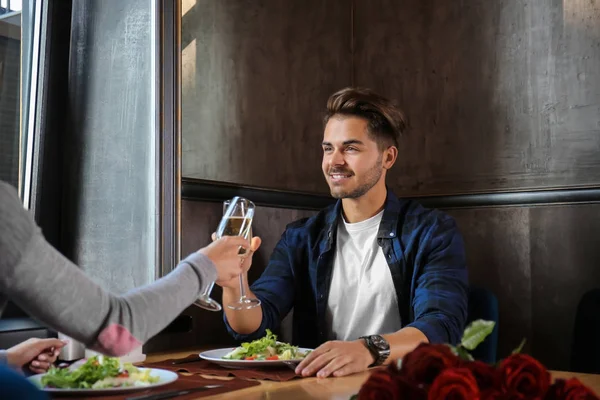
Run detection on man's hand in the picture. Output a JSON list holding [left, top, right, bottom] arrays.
[[295, 340, 375, 378], [6, 338, 67, 374], [213, 234, 261, 289]]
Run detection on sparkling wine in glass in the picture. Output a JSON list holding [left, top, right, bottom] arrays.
[[221, 198, 261, 310]]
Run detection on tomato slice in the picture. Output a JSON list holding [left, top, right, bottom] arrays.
[[117, 371, 129, 378], [245, 356, 257, 360], [266, 355, 279, 361]]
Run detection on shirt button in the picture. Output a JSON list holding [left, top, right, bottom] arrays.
[[319, 294, 324, 300], [390, 232, 395, 237]]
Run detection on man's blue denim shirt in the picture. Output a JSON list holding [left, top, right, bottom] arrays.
[[224, 189, 469, 348]]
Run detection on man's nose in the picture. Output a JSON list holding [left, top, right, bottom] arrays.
[[329, 150, 345, 166]]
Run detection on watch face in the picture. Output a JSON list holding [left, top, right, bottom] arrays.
[[371, 335, 389, 350]]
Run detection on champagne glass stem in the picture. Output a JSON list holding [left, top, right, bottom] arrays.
[[205, 281, 215, 296], [238, 274, 247, 300]]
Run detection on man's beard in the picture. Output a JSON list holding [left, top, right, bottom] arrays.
[[329, 156, 383, 199]]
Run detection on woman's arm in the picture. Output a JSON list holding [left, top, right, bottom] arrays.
[[0, 181, 234, 356]]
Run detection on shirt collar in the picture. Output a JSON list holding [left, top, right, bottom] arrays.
[[321, 188, 402, 250]]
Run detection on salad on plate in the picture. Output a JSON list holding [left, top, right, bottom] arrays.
[[38, 355, 159, 389], [222, 329, 310, 361]]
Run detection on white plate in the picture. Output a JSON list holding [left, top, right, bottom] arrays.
[[199, 347, 313, 368], [28, 368, 178, 396]]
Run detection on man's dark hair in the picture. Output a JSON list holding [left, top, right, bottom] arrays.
[[324, 87, 407, 149]]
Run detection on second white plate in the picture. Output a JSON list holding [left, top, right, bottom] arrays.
[[28, 368, 178, 395], [199, 347, 313, 368]]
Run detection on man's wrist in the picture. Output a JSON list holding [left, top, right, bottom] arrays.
[[359, 335, 391, 367]]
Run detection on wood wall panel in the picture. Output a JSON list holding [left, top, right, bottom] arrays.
[[180, 0, 351, 194], [448, 203, 600, 370], [446, 207, 533, 360], [354, 0, 600, 196], [530, 204, 600, 370]]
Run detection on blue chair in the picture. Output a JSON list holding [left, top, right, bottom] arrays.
[[467, 286, 499, 364]]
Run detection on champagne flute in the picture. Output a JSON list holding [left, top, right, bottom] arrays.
[[192, 198, 246, 312], [221, 199, 261, 310], [193, 197, 258, 311]]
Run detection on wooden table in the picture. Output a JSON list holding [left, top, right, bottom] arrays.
[[145, 349, 600, 399]]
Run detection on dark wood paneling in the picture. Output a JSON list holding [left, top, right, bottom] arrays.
[[180, 0, 351, 194], [448, 203, 600, 371], [145, 200, 316, 351], [446, 207, 533, 360], [354, 0, 600, 196], [530, 205, 600, 370]]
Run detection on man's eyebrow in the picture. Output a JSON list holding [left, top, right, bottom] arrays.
[[321, 140, 365, 146], [342, 140, 364, 146]]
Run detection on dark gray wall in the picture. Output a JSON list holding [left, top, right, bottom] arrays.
[[180, 0, 350, 193], [355, 0, 600, 196], [63, 0, 156, 292], [446, 204, 600, 369], [181, 0, 600, 197]]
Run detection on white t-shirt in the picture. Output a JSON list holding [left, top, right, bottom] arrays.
[[325, 210, 402, 341]]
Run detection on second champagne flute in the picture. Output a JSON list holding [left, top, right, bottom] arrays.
[[193, 197, 250, 311], [222, 199, 261, 311]]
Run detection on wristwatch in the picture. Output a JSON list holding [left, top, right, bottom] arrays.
[[359, 335, 390, 367]]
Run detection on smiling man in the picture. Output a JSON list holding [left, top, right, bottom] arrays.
[[220, 87, 468, 378]]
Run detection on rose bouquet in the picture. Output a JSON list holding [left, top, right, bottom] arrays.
[[352, 320, 598, 399]]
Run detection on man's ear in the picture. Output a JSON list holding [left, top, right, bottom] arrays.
[[383, 146, 398, 170]]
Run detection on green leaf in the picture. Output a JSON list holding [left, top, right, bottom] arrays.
[[461, 320, 495, 351], [446, 344, 459, 357], [512, 338, 526, 355], [456, 346, 475, 362]]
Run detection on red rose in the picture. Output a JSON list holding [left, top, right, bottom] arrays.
[[465, 360, 500, 391], [481, 388, 504, 399], [545, 378, 599, 400], [357, 368, 426, 400], [428, 367, 480, 400], [400, 343, 460, 385], [498, 353, 550, 399]]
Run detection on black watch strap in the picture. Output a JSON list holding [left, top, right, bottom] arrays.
[[360, 335, 390, 367]]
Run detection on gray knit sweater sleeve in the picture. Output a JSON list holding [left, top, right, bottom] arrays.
[[0, 181, 216, 356]]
